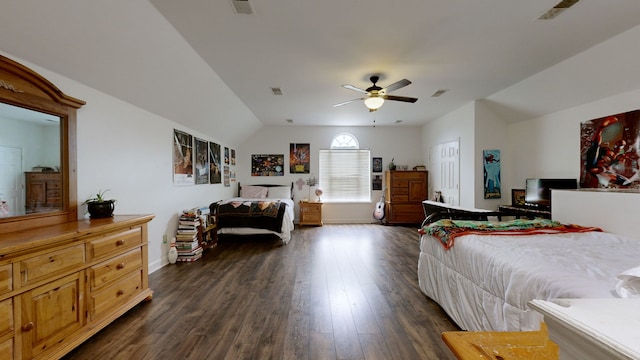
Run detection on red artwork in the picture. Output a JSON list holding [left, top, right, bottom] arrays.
[[580, 110, 640, 189]]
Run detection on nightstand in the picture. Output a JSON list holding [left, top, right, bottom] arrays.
[[299, 201, 323, 226]]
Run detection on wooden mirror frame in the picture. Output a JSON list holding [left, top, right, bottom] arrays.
[[0, 55, 85, 233]]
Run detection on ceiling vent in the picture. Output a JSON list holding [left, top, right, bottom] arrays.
[[230, 0, 254, 15], [431, 89, 448, 97], [538, 0, 580, 20], [271, 87, 283, 95]]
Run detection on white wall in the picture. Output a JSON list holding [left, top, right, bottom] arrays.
[[237, 125, 424, 223], [2, 52, 238, 273], [421, 102, 476, 208]]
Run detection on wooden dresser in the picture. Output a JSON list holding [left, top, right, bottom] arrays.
[[24, 172, 62, 213], [384, 170, 428, 225], [0, 215, 154, 360]]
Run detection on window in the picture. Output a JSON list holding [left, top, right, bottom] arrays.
[[319, 133, 371, 202]]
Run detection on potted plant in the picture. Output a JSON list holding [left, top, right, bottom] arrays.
[[83, 189, 116, 218]]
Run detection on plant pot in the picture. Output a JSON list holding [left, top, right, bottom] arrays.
[[87, 200, 115, 219]]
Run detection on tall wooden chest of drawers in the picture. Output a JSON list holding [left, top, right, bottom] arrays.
[[24, 172, 62, 213], [384, 170, 428, 225]]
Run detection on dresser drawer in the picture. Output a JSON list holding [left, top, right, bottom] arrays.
[[301, 206, 321, 214], [90, 248, 142, 290], [0, 264, 12, 295], [0, 338, 12, 360], [87, 227, 142, 261], [89, 270, 143, 320], [0, 298, 13, 338], [20, 244, 85, 286]]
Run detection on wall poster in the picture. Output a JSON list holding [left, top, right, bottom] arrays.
[[209, 141, 222, 184], [483, 149, 501, 199], [173, 129, 194, 186], [290, 143, 310, 173], [580, 110, 640, 189], [252, 154, 285, 176], [194, 137, 209, 184]]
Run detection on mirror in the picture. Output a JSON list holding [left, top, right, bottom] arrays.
[[0, 54, 85, 233], [0, 102, 62, 217]]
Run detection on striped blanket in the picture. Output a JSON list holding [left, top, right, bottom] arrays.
[[419, 218, 602, 249]]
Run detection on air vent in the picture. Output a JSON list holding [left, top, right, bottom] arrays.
[[286, 119, 293, 124], [431, 89, 448, 97], [271, 87, 283, 95], [538, 0, 580, 20], [230, 0, 254, 15]]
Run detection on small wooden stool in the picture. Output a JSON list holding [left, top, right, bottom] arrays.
[[442, 323, 559, 359]]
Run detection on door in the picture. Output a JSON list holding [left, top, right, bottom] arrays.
[[429, 140, 460, 206], [0, 145, 22, 216]]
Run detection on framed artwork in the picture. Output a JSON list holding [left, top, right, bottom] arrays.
[[483, 149, 501, 199], [372, 174, 382, 190], [194, 137, 209, 184], [224, 147, 230, 165], [252, 154, 285, 176], [208, 142, 222, 184], [511, 189, 525, 206], [290, 143, 310, 173], [372, 157, 383, 173], [580, 109, 640, 189], [231, 149, 236, 166], [172, 129, 194, 186], [224, 165, 230, 187]]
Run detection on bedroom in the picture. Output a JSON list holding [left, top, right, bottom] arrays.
[[1, 1, 640, 359]]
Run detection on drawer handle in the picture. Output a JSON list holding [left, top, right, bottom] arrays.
[[116, 239, 125, 246], [22, 322, 34, 331], [116, 263, 125, 269], [117, 289, 125, 296]]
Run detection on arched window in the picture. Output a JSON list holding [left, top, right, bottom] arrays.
[[319, 133, 371, 202]]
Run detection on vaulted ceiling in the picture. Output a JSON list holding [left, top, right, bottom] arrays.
[[2, 1, 640, 139]]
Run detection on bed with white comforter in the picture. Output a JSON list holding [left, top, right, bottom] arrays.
[[418, 227, 640, 332]]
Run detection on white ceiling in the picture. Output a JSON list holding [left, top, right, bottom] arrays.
[[2, 0, 640, 133]]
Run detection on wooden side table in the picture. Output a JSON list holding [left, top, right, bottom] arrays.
[[442, 323, 558, 359], [299, 201, 323, 226]]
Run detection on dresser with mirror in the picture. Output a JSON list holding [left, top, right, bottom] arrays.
[[0, 55, 153, 359]]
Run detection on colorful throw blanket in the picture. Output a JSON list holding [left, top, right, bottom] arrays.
[[419, 218, 602, 250]]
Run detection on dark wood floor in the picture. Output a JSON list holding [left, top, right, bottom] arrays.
[[63, 224, 459, 360]]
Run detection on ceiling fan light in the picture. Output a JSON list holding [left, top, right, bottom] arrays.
[[364, 96, 384, 110]]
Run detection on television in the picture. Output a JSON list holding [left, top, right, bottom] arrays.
[[525, 178, 577, 209]]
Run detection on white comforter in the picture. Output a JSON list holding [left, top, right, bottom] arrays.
[[217, 197, 295, 244], [418, 230, 640, 331]]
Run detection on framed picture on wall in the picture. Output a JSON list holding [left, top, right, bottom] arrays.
[[290, 143, 310, 173], [172, 129, 194, 186], [372, 157, 383, 173], [511, 189, 525, 206], [251, 154, 285, 176]]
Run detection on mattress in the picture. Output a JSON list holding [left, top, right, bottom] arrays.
[[418, 230, 640, 331], [217, 197, 295, 244]]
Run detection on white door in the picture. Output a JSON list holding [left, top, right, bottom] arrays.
[[429, 140, 460, 206], [0, 145, 22, 216]]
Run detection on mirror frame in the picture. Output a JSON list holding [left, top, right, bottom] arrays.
[[0, 55, 85, 234]]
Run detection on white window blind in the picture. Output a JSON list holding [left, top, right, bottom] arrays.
[[319, 149, 371, 202]]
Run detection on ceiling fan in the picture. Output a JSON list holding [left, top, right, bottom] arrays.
[[334, 75, 418, 112]]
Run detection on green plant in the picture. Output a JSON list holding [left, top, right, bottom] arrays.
[[83, 189, 115, 204]]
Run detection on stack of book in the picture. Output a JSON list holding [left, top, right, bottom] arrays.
[[175, 208, 203, 262]]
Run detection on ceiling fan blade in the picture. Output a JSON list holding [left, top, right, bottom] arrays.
[[342, 84, 369, 94], [381, 79, 411, 94], [384, 95, 418, 103], [333, 98, 364, 107]]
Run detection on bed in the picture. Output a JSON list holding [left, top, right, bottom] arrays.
[[417, 201, 640, 332], [210, 183, 295, 245]]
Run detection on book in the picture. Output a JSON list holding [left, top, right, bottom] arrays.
[[177, 246, 203, 257], [175, 254, 202, 262]]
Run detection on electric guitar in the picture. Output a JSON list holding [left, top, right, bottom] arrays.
[[373, 191, 386, 220]]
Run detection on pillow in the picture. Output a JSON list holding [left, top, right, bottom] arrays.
[[240, 185, 268, 198], [615, 265, 640, 298], [267, 186, 291, 199]]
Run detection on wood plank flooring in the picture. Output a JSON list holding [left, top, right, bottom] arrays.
[[63, 224, 459, 360]]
